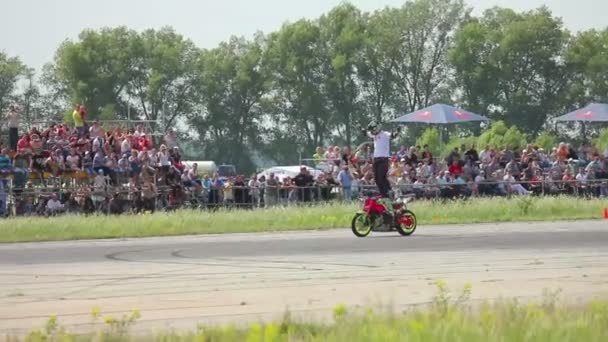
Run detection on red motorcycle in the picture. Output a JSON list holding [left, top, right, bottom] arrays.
[[351, 193, 417, 237]]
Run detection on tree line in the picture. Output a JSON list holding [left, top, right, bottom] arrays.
[[1, 0, 607, 172]]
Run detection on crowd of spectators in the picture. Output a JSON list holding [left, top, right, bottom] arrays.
[[2, 103, 608, 217], [0, 105, 344, 217], [308, 141, 608, 200]]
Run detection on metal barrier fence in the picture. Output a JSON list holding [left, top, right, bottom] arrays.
[[0, 178, 607, 218]]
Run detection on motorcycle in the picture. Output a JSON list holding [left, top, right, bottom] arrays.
[[351, 192, 417, 237]]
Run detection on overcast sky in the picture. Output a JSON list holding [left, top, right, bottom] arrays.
[[1, 0, 606, 72]]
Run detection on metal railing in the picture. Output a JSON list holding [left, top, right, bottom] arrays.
[[1, 178, 607, 218]]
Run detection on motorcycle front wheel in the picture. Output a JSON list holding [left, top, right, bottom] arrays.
[[396, 209, 417, 236], [351, 213, 373, 237]]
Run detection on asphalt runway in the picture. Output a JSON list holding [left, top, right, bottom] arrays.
[[1, 220, 607, 335]]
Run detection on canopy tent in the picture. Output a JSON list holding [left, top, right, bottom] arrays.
[[256, 165, 323, 182], [390, 103, 490, 125], [554, 103, 608, 122]]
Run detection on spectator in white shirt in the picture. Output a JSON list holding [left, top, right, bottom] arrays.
[[503, 171, 531, 195], [66, 149, 80, 171], [121, 134, 132, 155], [479, 145, 492, 164], [248, 174, 261, 207], [46, 194, 64, 215], [89, 120, 104, 139]]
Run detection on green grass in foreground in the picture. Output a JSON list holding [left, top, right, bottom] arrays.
[[0, 196, 606, 243], [15, 284, 608, 342]]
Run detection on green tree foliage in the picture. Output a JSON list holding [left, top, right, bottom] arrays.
[[415, 127, 442, 156], [595, 128, 608, 151], [441, 135, 478, 158], [566, 29, 608, 103], [0, 52, 27, 111], [391, 0, 469, 112], [128, 27, 201, 131], [45, 26, 201, 131], [534, 131, 558, 151], [477, 121, 527, 150], [264, 19, 332, 158], [192, 35, 268, 171], [319, 3, 366, 146], [356, 9, 398, 123], [47, 27, 138, 119], [450, 7, 572, 134]]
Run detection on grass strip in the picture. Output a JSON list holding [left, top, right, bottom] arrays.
[[17, 290, 608, 342], [0, 196, 606, 243]]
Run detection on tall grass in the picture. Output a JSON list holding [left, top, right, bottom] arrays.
[[13, 285, 608, 342], [0, 196, 605, 243]]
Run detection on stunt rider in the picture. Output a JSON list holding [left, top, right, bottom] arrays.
[[365, 121, 400, 216]]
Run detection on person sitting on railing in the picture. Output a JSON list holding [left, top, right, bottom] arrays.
[[503, 170, 531, 195], [453, 174, 471, 197], [45, 193, 65, 216]]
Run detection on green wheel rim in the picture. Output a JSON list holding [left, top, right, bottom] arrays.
[[354, 214, 372, 235]]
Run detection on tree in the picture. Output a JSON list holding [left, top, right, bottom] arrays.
[[48, 27, 138, 118], [15, 68, 41, 125], [264, 19, 333, 156], [356, 8, 399, 123], [319, 3, 366, 146], [477, 120, 527, 150], [127, 27, 201, 131], [192, 35, 268, 172], [0, 52, 27, 111], [391, 0, 469, 113], [450, 7, 572, 135], [415, 127, 442, 156], [534, 131, 557, 151], [566, 29, 608, 103]]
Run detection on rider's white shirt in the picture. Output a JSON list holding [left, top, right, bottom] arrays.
[[371, 131, 391, 158]]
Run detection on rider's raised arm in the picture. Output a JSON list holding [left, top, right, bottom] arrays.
[[390, 127, 401, 140]]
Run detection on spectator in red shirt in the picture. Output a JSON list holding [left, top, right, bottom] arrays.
[[448, 160, 463, 177], [17, 134, 31, 153]]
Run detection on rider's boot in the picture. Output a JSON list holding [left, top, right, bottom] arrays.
[[377, 197, 394, 217]]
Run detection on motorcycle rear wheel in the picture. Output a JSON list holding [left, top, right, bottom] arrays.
[[396, 209, 417, 236], [351, 213, 373, 237]]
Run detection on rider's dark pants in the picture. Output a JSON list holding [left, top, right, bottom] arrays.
[[373, 157, 391, 197]]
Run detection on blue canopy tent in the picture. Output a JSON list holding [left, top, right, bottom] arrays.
[[389, 103, 490, 147], [390, 103, 490, 125], [554, 103, 608, 143], [554, 103, 608, 122]]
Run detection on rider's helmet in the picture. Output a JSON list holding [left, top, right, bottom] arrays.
[[367, 120, 379, 134]]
